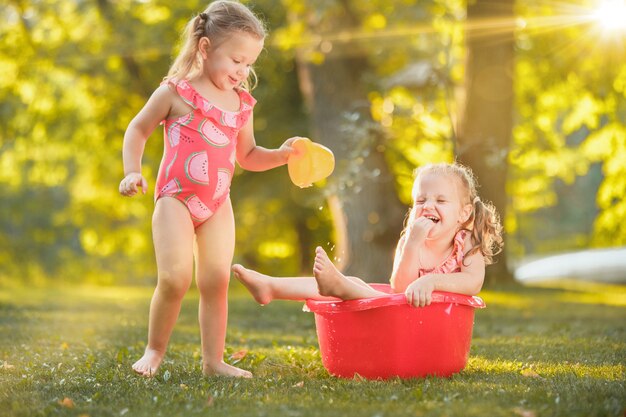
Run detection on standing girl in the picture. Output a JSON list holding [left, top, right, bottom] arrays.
[[233, 162, 503, 307], [119, 1, 298, 378]]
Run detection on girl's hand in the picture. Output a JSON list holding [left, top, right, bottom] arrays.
[[119, 173, 148, 197], [404, 275, 436, 307], [277, 136, 301, 164], [406, 216, 436, 244]]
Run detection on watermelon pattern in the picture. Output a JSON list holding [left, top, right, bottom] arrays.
[[199, 120, 230, 147], [167, 112, 194, 147], [184, 151, 209, 185], [220, 112, 238, 127], [212, 169, 231, 200], [186, 195, 213, 222], [160, 178, 182, 196], [156, 79, 256, 227]]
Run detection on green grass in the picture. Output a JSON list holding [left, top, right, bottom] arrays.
[[0, 280, 624, 417]]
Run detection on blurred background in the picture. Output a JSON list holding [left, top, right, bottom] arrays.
[[1, 0, 625, 287]]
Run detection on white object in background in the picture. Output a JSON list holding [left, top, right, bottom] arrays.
[[515, 247, 626, 283]]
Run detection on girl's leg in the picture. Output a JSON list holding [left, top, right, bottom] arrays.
[[232, 248, 385, 304], [314, 247, 387, 300], [231, 264, 334, 304], [194, 199, 251, 378], [133, 198, 194, 377]]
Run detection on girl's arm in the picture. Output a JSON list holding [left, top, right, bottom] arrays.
[[389, 216, 435, 292], [120, 85, 174, 196], [390, 234, 418, 292], [235, 113, 297, 171], [404, 245, 486, 307]]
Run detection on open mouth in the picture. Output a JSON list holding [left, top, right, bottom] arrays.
[[424, 216, 440, 224]]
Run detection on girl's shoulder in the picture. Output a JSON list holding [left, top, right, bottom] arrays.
[[160, 78, 198, 109], [455, 229, 485, 262], [451, 229, 469, 264], [235, 88, 256, 108], [160, 78, 256, 128], [459, 229, 482, 253], [458, 229, 486, 266], [455, 229, 470, 250], [143, 82, 181, 110], [164, 78, 256, 112]]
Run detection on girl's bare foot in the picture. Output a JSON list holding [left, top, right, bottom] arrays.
[[132, 348, 165, 377], [232, 264, 273, 305], [203, 361, 253, 378], [313, 247, 353, 299]]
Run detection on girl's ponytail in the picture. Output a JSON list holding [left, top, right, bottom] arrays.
[[467, 197, 503, 265], [166, 14, 207, 82]]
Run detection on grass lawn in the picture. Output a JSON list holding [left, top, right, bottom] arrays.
[[0, 279, 624, 417]]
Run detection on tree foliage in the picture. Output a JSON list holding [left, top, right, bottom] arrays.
[[509, 1, 626, 255], [1, 0, 625, 285], [271, 0, 469, 280], [0, 0, 322, 284]]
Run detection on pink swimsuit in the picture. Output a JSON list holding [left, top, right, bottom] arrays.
[[418, 230, 468, 276], [154, 79, 256, 227]]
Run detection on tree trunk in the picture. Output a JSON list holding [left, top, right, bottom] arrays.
[[295, 53, 406, 282], [457, 0, 515, 283]]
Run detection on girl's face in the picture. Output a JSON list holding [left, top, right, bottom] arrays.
[[200, 32, 264, 91], [411, 173, 472, 240]]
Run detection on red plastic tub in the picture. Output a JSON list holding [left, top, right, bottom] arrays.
[[305, 284, 485, 379]]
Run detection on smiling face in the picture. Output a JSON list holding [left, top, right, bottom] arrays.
[[200, 32, 264, 91], [411, 172, 472, 240]]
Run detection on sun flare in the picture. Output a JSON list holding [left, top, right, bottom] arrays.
[[593, 0, 626, 31]]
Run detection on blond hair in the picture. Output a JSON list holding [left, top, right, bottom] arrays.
[[410, 162, 504, 264], [166, 1, 266, 89]]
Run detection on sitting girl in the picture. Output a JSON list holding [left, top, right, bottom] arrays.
[[233, 162, 503, 307]]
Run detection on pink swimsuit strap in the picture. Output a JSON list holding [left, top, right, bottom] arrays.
[[172, 79, 256, 127], [418, 229, 468, 276], [154, 79, 256, 228]]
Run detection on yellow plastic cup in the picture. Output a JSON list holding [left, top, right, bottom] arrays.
[[288, 138, 335, 188]]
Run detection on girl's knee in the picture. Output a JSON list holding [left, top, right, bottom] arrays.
[[196, 269, 230, 295], [157, 270, 192, 298]]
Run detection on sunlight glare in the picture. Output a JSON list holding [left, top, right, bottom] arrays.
[[593, 0, 626, 30]]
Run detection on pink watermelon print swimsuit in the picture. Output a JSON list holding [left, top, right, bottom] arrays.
[[154, 79, 256, 228], [418, 230, 468, 277]]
